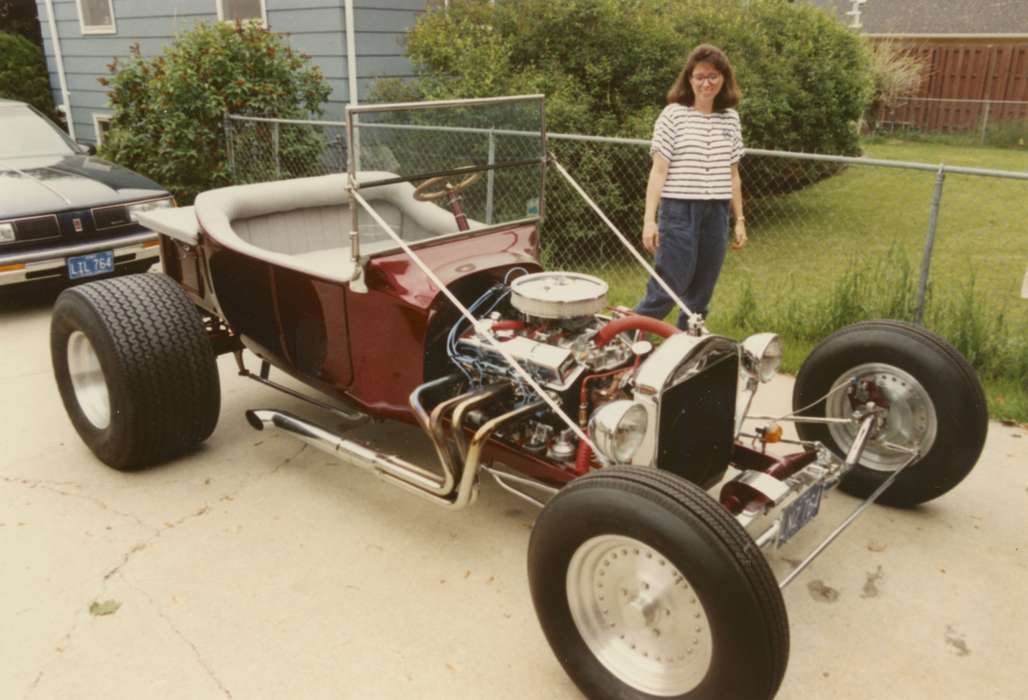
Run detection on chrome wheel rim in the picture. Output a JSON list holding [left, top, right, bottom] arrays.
[[67, 331, 110, 430], [826, 362, 937, 471], [566, 535, 712, 696]]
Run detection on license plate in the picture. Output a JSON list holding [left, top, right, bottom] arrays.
[[67, 250, 114, 279], [778, 482, 824, 545]]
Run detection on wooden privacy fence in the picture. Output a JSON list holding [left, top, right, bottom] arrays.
[[880, 41, 1028, 132]]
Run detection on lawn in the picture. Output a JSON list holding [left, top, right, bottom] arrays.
[[553, 138, 1028, 421]]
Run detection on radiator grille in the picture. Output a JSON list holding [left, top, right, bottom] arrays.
[[656, 351, 738, 488]]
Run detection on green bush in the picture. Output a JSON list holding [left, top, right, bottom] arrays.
[[0, 31, 54, 116], [376, 0, 873, 246], [101, 22, 331, 203]]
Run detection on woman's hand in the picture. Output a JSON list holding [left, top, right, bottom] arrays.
[[731, 219, 747, 250], [642, 221, 660, 254]]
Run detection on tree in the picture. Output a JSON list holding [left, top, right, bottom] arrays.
[[101, 22, 331, 203], [0, 31, 54, 115], [0, 0, 43, 45]]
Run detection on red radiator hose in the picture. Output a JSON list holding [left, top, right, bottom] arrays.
[[593, 316, 679, 347], [574, 439, 592, 476]]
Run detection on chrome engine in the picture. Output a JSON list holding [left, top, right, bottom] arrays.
[[440, 270, 779, 480], [450, 272, 637, 393]]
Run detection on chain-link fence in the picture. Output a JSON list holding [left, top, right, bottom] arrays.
[[225, 113, 1028, 401], [872, 97, 1028, 146]]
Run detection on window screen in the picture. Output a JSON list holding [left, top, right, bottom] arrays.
[[79, 0, 114, 30], [221, 0, 264, 22]]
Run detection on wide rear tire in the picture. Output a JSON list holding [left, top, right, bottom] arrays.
[[793, 320, 987, 507], [528, 467, 788, 700], [51, 273, 220, 470]]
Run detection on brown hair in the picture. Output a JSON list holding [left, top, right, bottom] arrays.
[[667, 44, 741, 111]]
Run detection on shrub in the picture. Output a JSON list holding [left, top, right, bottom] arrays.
[[377, 0, 873, 246], [863, 40, 928, 132], [101, 22, 331, 203], [0, 31, 54, 116]]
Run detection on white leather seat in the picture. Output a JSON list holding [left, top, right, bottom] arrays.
[[193, 172, 481, 282]]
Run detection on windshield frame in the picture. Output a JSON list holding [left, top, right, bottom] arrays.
[[343, 95, 547, 256], [0, 104, 79, 159]]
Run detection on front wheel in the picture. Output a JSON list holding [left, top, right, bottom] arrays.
[[528, 467, 788, 700], [793, 320, 987, 507]]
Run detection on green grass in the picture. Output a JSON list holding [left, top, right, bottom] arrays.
[[570, 138, 1028, 422]]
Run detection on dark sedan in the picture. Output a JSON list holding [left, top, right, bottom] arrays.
[[0, 99, 172, 287]]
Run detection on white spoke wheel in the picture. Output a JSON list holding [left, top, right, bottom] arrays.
[[51, 273, 221, 470], [67, 330, 110, 430], [793, 320, 987, 507], [529, 467, 788, 700]]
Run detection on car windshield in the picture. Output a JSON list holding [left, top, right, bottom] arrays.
[[0, 106, 77, 158], [348, 96, 545, 246]]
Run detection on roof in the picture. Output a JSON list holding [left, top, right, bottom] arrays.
[[0, 99, 27, 107], [805, 0, 1028, 37]]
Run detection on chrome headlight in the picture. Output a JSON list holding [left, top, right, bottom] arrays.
[[741, 333, 783, 383], [0, 222, 14, 243], [589, 400, 648, 463], [127, 198, 173, 222]]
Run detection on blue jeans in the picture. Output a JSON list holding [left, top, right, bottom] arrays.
[[634, 198, 730, 328]]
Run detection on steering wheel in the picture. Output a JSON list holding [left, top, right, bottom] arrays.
[[413, 169, 483, 201]]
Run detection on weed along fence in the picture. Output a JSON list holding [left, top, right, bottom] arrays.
[[875, 96, 1028, 144], [225, 113, 1028, 415]]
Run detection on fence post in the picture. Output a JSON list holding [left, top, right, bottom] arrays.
[[979, 100, 991, 145], [224, 112, 235, 181], [915, 164, 946, 325], [272, 121, 281, 179], [486, 129, 496, 224]]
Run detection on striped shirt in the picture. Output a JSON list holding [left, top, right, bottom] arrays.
[[650, 104, 744, 200]]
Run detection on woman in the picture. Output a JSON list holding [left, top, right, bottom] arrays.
[[635, 44, 747, 328]]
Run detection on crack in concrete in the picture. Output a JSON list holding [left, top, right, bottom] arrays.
[[23, 443, 309, 696], [1, 475, 84, 488], [123, 578, 234, 698], [1, 476, 145, 527], [103, 505, 211, 581], [25, 606, 86, 697], [271, 444, 308, 474]]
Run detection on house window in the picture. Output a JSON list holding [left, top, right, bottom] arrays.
[[93, 114, 112, 147], [217, 0, 268, 26], [76, 0, 117, 35]]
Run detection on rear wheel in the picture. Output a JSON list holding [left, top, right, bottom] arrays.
[[51, 273, 220, 470], [793, 320, 987, 506], [529, 467, 788, 700]]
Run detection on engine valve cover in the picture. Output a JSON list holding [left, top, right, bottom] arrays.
[[510, 272, 609, 320], [457, 334, 582, 390]]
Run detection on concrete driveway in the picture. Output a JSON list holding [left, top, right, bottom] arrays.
[[2, 282, 1026, 699]]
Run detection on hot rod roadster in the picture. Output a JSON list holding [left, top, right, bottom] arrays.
[[50, 96, 987, 700]]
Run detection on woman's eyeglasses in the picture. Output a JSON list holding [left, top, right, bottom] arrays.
[[691, 73, 722, 85]]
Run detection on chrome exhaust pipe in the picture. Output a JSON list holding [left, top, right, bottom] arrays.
[[245, 397, 545, 510], [246, 409, 448, 496]]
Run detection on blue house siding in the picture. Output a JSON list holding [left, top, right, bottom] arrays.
[[36, 0, 424, 143]]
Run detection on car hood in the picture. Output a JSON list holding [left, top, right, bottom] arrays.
[[0, 154, 168, 219]]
